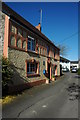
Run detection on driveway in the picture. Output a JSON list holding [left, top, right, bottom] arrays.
[[2, 72, 79, 118]]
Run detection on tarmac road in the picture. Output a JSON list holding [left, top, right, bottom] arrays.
[[2, 72, 79, 118]]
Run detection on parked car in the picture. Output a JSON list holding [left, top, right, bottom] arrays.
[[62, 67, 69, 72], [71, 68, 77, 73]]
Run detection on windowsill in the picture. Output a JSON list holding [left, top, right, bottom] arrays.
[[9, 45, 27, 52], [27, 74, 40, 77], [27, 50, 38, 54]]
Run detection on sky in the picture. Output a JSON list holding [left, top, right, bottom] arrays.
[[5, 2, 78, 61]]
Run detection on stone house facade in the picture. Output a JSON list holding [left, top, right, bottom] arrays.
[[2, 3, 60, 92]]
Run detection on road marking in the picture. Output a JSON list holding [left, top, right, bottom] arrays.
[[42, 105, 47, 108]]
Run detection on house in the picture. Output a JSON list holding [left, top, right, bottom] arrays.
[[60, 56, 70, 71], [70, 61, 79, 70], [2, 3, 60, 93]]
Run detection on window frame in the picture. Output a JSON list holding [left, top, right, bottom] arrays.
[[27, 36, 35, 52], [26, 60, 40, 77]]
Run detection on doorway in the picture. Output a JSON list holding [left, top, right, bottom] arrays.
[[48, 63, 50, 79]]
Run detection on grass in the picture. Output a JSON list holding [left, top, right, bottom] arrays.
[[2, 96, 16, 105]]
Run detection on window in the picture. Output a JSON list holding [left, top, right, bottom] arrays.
[[27, 62, 39, 75], [17, 38, 22, 48], [10, 35, 15, 46], [40, 48, 42, 54], [11, 25, 16, 34], [43, 48, 44, 54], [37, 47, 39, 53], [43, 61, 45, 66], [27, 62, 35, 74], [27, 36, 35, 51], [18, 28, 22, 36], [47, 46, 49, 55], [23, 31, 26, 38], [22, 40, 26, 50], [54, 51, 55, 58]]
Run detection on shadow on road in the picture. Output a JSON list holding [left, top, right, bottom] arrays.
[[66, 83, 80, 101]]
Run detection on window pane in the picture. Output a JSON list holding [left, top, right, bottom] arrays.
[[23, 31, 26, 38], [27, 62, 37, 74], [43, 48, 44, 54], [28, 40, 31, 50], [37, 47, 39, 53], [40, 48, 41, 54], [22, 40, 26, 50], [30, 63, 35, 72], [54, 51, 55, 58], [27, 63, 29, 73], [11, 25, 16, 34], [27, 37, 35, 51], [32, 40, 35, 51], [47, 46, 49, 55], [17, 38, 22, 48], [18, 28, 22, 36], [11, 35, 15, 46]]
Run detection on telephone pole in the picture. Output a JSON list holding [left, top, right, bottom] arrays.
[[40, 9, 42, 31]]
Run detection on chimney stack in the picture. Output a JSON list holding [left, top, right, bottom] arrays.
[[35, 23, 41, 32]]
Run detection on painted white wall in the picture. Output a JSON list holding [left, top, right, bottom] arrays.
[[60, 62, 70, 71]]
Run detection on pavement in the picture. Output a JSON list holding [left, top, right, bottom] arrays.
[[2, 72, 79, 118]]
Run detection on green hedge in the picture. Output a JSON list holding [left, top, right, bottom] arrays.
[[2, 57, 13, 96], [77, 68, 80, 75]]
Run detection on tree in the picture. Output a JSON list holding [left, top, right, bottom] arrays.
[[58, 44, 68, 57]]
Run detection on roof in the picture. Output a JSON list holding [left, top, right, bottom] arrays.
[[60, 56, 70, 62], [2, 2, 60, 51], [70, 61, 79, 64]]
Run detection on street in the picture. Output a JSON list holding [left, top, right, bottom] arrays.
[[2, 72, 79, 118]]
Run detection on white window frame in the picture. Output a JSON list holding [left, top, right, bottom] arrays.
[[27, 62, 35, 74], [28, 36, 35, 51]]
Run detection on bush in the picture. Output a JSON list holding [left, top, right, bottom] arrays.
[[77, 68, 80, 75], [2, 57, 13, 96]]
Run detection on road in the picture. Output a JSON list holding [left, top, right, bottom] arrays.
[[2, 72, 79, 118]]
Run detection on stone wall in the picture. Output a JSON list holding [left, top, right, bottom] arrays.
[[0, 12, 5, 58], [8, 48, 48, 85]]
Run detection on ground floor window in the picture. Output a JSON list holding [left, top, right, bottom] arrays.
[[26, 60, 39, 76], [27, 62, 35, 74]]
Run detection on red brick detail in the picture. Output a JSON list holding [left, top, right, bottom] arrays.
[[3, 15, 9, 58]]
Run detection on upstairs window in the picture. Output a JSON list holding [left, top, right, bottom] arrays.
[[11, 25, 16, 34], [23, 31, 26, 38], [17, 38, 22, 48], [43, 48, 44, 55], [54, 49, 56, 58], [10, 35, 15, 46], [18, 28, 22, 37], [27, 36, 35, 51], [22, 40, 26, 50], [37, 47, 39, 54], [47, 46, 49, 55], [54, 52, 55, 58]]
